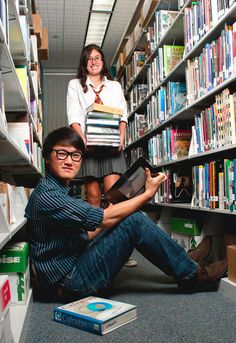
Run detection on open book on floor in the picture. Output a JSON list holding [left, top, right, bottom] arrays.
[[105, 157, 159, 204], [54, 296, 137, 335]]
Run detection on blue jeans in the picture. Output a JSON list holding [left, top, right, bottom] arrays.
[[59, 212, 196, 297]]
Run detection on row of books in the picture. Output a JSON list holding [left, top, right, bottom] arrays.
[[192, 159, 236, 211], [189, 89, 236, 155], [85, 103, 122, 147], [186, 22, 236, 104], [146, 10, 179, 56], [128, 79, 186, 121], [147, 81, 186, 126], [154, 167, 193, 204], [123, 44, 185, 93], [128, 83, 148, 113], [148, 127, 191, 165], [184, 0, 235, 53], [127, 113, 148, 145]]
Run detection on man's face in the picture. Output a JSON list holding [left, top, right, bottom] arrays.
[[45, 144, 83, 184]]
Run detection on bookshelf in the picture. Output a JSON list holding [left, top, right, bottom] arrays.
[[0, 0, 46, 341], [112, 0, 236, 300]]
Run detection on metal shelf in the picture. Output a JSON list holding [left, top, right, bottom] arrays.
[[8, 0, 28, 63]]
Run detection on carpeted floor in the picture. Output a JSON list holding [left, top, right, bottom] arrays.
[[25, 251, 236, 343]]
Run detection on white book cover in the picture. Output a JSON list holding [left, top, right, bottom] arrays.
[[54, 296, 137, 335]]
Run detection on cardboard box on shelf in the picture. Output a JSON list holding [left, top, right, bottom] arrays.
[[123, 33, 135, 62], [133, 17, 143, 45], [8, 265, 30, 305], [227, 245, 236, 283], [38, 28, 49, 60], [0, 242, 30, 305], [31, 14, 42, 46], [0, 275, 11, 319], [171, 218, 202, 251], [0, 242, 29, 273], [141, 0, 158, 28]]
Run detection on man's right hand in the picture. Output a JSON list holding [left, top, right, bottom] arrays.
[[144, 168, 167, 201]]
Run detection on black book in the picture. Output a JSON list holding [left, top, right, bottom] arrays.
[[105, 157, 158, 204]]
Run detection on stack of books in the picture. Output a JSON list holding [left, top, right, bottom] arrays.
[[85, 103, 123, 148]]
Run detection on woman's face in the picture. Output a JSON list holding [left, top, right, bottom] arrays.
[[86, 49, 103, 77]]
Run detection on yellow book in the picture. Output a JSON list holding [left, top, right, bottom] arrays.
[[15, 66, 29, 103], [86, 103, 123, 115]]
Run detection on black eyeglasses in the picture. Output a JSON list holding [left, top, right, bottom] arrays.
[[52, 149, 83, 162]]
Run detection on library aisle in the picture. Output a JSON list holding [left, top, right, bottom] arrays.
[[1, 0, 236, 342]]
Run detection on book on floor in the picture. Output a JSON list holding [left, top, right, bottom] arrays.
[[105, 157, 159, 204], [53, 296, 137, 335]]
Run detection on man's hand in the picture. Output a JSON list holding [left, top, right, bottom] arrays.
[[144, 168, 167, 200]]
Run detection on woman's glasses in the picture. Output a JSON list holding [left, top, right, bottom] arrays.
[[87, 56, 102, 63], [52, 149, 83, 162]]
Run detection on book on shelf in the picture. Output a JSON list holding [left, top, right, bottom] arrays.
[[163, 45, 184, 78], [158, 10, 179, 39], [170, 169, 193, 203], [86, 103, 123, 116], [168, 82, 186, 115], [54, 296, 137, 335], [170, 128, 192, 160], [105, 157, 158, 204]]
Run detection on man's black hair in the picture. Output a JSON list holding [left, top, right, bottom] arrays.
[[42, 127, 85, 159]]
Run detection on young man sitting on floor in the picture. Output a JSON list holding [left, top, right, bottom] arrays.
[[25, 127, 227, 300]]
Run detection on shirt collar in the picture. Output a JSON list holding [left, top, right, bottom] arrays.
[[87, 76, 107, 89], [45, 172, 71, 193]]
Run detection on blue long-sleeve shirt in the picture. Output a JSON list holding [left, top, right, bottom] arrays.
[[25, 173, 104, 285]]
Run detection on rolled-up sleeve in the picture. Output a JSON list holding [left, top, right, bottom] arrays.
[[67, 80, 86, 131]]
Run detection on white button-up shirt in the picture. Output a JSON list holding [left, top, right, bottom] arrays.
[[67, 77, 128, 133]]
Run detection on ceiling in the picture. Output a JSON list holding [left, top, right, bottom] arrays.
[[35, 0, 139, 72]]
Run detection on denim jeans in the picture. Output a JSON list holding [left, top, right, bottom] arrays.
[[59, 212, 196, 297]]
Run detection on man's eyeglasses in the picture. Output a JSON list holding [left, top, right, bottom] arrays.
[[87, 56, 102, 63], [52, 149, 83, 162]]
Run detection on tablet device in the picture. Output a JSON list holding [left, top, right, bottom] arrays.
[[105, 157, 158, 204]]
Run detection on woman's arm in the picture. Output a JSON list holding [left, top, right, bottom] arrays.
[[119, 121, 127, 150], [70, 122, 86, 146]]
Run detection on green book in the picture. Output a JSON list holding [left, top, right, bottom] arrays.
[[163, 45, 184, 77]]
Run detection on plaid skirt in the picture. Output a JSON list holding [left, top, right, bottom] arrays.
[[78, 148, 127, 180]]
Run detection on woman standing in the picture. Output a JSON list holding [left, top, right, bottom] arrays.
[[67, 44, 137, 267], [67, 44, 127, 206]]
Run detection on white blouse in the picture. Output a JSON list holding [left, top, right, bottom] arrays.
[[67, 77, 128, 133]]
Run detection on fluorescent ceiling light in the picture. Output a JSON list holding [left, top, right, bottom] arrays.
[[85, 0, 116, 47], [92, 0, 115, 11]]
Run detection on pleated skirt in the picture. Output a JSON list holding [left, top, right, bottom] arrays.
[[78, 149, 127, 180]]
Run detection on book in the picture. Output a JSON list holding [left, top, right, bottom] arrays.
[[170, 128, 192, 160], [105, 157, 158, 204], [54, 296, 137, 335], [163, 45, 184, 78], [86, 118, 120, 127], [86, 103, 123, 116]]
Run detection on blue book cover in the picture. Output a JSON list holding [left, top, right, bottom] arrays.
[[169, 81, 186, 115], [54, 296, 137, 335]]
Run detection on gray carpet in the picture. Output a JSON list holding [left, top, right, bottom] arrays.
[[25, 251, 236, 343]]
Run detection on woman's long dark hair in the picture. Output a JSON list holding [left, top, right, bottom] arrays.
[[76, 44, 112, 93]]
